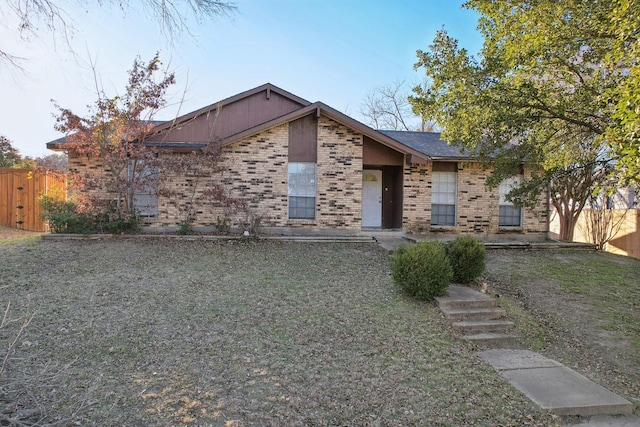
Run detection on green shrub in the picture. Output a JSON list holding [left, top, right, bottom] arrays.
[[40, 194, 141, 234], [100, 213, 141, 234], [445, 236, 486, 284], [391, 241, 453, 301], [177, 219, 192, 235], [215, 216, 231, 234], [39, 195, 90, 233]]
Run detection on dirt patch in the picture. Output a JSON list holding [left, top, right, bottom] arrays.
[[484, 249, 640, 414]]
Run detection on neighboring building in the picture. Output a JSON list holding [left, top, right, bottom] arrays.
[[47, 83, 548, 236]]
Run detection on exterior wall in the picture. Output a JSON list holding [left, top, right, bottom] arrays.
[[155, 116, 364, 230], [67, 153, 115, 204], [402, 163, 430, 231], [66, 122, 547, 236], [403, 161, 548, 236], [155, 124, 289, 228], [315, 116, 363, 229]]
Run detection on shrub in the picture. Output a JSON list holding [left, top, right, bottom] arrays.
[[39, 194, 90, 233], [215, 216, 231, 234], [445, 235, 486, 284], [391, 241, 453, 301], [178, 219, 193, 235], [40, 194, 141, 234], [100, 212, 142, 234]]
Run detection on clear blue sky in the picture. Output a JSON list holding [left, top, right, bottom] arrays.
[[0, 1, 483, 158]]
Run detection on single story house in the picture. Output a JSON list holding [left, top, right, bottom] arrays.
[[48, 83, 548, 236]]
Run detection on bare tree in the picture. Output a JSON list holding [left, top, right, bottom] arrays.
[[361, 80, 436, 131], [1, 0, 236, 65], [581, 188, 637, 250]]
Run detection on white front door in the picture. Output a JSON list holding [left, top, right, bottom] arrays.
[[362, 170, 382, 227]]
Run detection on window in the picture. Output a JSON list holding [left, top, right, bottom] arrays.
[[431, 171, 457, 226], [128, 159, 158, 218], [288, 162, 316, 220], [499, 176, 522, 227]]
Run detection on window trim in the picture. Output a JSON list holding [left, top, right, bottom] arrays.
[[288, 162, 316, 220], [498, 176, 523, 228], [431, 170, 457, 227]]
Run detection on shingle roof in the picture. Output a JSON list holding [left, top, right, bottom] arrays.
[[379, 130, 471, 160]]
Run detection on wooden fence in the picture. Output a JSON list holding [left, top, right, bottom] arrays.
[[0, 168, 67, 232], [550, 208, 640, 259]]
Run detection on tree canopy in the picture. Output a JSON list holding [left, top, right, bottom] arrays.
[[409, 0, 638, 240], [0, 136, 25, 168]]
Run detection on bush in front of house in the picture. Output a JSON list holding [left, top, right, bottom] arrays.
[[391, 241, 453, 301], [40, 194, 141, 234], [445, 235, 486, 284]]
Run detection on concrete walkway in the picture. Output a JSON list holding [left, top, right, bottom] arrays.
[[478, 349, 634, 417], [435, 285, 638, 424]]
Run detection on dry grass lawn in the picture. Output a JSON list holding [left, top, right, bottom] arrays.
[[0, 228, 556, 426]]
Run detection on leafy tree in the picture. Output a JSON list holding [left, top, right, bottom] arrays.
[[53, 54, 249, 231], [1, 0, 236, 65], [409, 0, 630, 240], [606, 0, 640, 181], [0, 136, 27, 168], [54, 53, 177, 219]]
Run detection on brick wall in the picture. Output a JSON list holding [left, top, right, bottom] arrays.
[[66, 122, 547, 235], [403, 161, 548, 235], [155, 124, 289, 228], [156, 117, 365, 230], [315, 116, 363, 229]]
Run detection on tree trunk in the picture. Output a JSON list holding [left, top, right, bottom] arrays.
[[558, 212, 577, 241]]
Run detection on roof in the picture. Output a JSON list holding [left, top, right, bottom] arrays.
[[379, 130, 471, 160], [215, 100, 429, 164], [45, 84, 471, 162], [46, 120, 169, 151], [147, 83, 311, 137]]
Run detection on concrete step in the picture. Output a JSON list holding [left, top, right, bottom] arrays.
[[452, 319, 515, 335], [440, 306, 507, 321], [435, 286, 499, 310], [462, 332, 521, 348]]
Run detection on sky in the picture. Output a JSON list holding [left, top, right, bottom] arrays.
[[0, 1, 483, 158]]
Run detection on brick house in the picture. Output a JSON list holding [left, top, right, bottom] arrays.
[[48, 83, 548, 236]]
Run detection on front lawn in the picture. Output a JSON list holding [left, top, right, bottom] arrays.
[[0, 233, 554, 426]]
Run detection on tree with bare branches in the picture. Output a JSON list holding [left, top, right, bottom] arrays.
[[1, 0, 236, 65], [360, 80, 436, 131]]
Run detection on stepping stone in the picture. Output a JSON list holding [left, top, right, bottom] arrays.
[[479, 349, 634, 416]]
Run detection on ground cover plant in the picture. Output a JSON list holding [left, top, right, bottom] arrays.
[[0, 227, 556, 426]]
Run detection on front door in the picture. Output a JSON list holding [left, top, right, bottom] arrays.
[[362, 170, 382, 227]]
